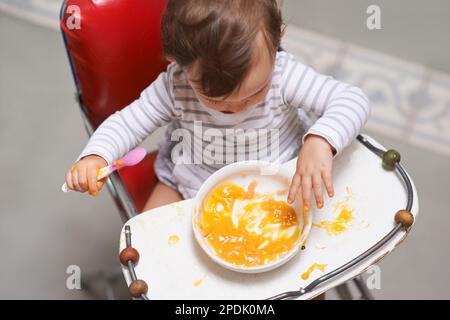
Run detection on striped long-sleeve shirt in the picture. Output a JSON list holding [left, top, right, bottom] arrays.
[[78, 51, 370, 198]]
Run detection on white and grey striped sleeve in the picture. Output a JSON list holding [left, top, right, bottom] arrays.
[[280, 53, 371, 154], [77, 69, 177, 164]]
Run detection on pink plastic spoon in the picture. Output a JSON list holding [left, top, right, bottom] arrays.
[[61, 147, 147, 193]]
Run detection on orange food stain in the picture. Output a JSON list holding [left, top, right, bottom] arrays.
[[247, 180, 258, 198], [276, 188, 288, 196], [168, 235, 180, 245], [194, 275, 207, 287], [301, 263, 327, 280], [116, 159, 123, 167], [198, 182, 300, 267], [313, 187, 355, 236], [313, 206, 353, 236], [194, 279, 202, 286], [97, 167, 107, 178]]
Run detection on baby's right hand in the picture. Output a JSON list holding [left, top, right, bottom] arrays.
[[65, 155, 108, 196]]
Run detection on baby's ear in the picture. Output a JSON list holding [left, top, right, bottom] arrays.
[[165, 55, 175, 63], [280, 23, 286, 38]]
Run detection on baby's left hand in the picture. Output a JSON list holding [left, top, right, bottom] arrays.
[[288, 134, 335, 209]]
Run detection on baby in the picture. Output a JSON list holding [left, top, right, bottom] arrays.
[[65, 0, 370, 212]]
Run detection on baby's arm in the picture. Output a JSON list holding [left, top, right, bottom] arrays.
[[65, 67, 177, 194], [281, 53, 370, 208]]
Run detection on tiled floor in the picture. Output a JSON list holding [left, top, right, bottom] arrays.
[[0, 6, 449, 299]]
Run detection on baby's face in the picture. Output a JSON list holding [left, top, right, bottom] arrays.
[[186, 32, 275, 113]]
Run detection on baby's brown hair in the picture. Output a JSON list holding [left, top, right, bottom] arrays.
[[161, 0, 283, 98]]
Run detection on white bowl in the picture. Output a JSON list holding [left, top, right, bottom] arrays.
[[193, 160, 312, 273]]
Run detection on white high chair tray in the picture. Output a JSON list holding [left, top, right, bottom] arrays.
[[119, 135, 418, 300]]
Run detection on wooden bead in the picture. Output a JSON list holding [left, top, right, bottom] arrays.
[[382, 149, 401, 170], [129, 280, 148, 298], [120, 247, 140, 266], [395, 210, 414, 229]]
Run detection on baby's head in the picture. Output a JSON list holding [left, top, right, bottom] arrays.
[[162, 0, 284, 113]]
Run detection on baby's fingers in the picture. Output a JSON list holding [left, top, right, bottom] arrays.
[[65, 167, 75, 191], [71, 167, 81, 192], [77, 166, 89, 192], [288, 174, 301, 204], [322, 171, 334, 198], [312, 174, 323, 208], [301, 175, 312, 210], [87, 168, 99, 196], [97, 178, 106, 191], [95, 172, 107, 192]]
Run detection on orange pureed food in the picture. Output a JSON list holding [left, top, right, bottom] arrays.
[[198, 181, 300, 267]]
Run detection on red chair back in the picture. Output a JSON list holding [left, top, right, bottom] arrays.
[[60, 0, 168, 128]]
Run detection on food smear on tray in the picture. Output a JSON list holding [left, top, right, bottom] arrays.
[[168, 234, 180, 245], [194, 274, 207, 287], [198, 181, 301, 267], [313, 206, 353, 236], [313, 186, 354, 236], [300, 262, 327, 280]]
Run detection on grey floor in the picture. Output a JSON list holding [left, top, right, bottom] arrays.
[[283, 0, 450, 73], [0, 12, 449, 299]]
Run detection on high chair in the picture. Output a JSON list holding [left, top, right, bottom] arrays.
[[60, 0, 417, 300]]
